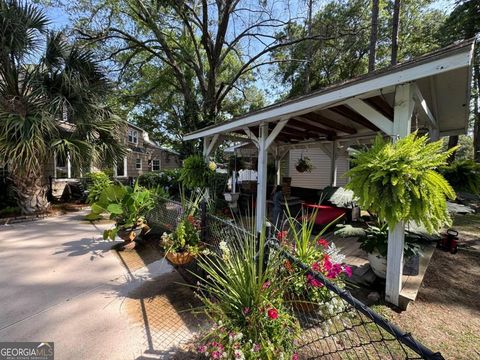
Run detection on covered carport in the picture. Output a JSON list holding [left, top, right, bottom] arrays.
[[184, 39, 475, 306]]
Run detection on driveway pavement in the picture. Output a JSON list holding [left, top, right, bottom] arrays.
[[0, 211, 200, 360]]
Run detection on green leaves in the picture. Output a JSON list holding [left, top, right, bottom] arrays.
[[107, 203, 123, 215], [346, 133, 456, 233]]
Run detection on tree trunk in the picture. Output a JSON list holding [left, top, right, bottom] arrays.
[[10, 172, 50, 214], [304, 0, 314, 93], [368, 0, 380, 72], [391, 0, 401, 66], [473, 61, 480, 162], [447, 135, 459, 164]]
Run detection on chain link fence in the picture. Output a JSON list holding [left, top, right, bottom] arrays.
[[146, 199, 444, 360]]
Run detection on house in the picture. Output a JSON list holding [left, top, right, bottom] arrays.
[[114, 123, 181, 180], [45, 122, 180, 197]]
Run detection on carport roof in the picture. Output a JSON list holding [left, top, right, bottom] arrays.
[[184, 39, 476, 143]]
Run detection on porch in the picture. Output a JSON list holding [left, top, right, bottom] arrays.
[[184, 39, 476, 307]]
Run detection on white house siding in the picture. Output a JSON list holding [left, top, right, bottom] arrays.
[[287, 148, 349, 190]]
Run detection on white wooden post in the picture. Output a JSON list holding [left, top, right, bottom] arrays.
[[330, 141, 337, 187], [67, 152, 72, 179], [386, 83, 414, 306], [256, 124, 269, 233]]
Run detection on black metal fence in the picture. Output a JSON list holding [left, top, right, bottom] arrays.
[[147, 199, 444, 360]]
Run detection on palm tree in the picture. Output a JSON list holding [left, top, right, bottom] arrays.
[[0, 0, 126, 214]]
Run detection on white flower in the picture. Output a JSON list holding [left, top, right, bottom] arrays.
[[234, 332, 243, 341], [234, 349, 245, 360], [202, 248, 212, 255]]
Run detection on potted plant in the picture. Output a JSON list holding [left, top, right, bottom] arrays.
[[295, 156, 313, 173], [86, 181, 155, 249], [180, 154, 215, 189], [279, 207, 351, 315], [160, 216, 201, 265], [160, 189, 204, 265], [334, 223, 422, 278]]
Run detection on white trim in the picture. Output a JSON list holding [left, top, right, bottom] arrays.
[[152, 159, 161, 171], [256, 124, 268, 233], [184, 47, 473, 141], [128, 129, 139, 144], [345, 98, 394, 135], [135, 157, 142, 170], [114, 156, 128, 178]]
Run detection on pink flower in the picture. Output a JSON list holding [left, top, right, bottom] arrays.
[[267, 308, 279, 320], [197, 345, 207, 353], [253, 344, 261, 352], [327, 263, 343, 279], [306, 274, 324, 288], [243, 307, 251, 315], [317, 238, 329, 248], [292, 354, 299, 360], [311, 261, 321, 272], [343, 265, 352, 277], [211, 350, 222, 359], [323, 258, 333, 271], [262, 280, 271, 290]]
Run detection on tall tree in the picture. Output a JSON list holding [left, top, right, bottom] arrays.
[[274, 0, 444, 97], [391, 0, 401, 65], [44, 0, 335, 155], [368, 0, 380, 72], [0, 0, 126, 214]]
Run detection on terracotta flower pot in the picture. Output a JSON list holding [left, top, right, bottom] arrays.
[[166, 251, 195, 266]]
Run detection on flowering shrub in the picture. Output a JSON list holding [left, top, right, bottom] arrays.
[[280, 207, 351, 319], [195, 230, 300, 359]]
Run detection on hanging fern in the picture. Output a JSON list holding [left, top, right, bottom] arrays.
[[180, 155, 213, 189], [346, 132, 457, 233]]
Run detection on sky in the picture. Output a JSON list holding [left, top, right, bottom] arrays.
[[41, 0, 460, 103]]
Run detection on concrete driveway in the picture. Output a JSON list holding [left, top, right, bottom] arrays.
[[0, 211, 201, 360]]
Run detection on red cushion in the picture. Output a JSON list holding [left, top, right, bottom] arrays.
[[303, 204, 346, 225]]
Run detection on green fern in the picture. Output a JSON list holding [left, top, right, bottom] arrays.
[[346, 132, 456, 233]]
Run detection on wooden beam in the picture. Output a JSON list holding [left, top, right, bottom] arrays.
[[345, 98, 394, 135], [329, 105, 380, 132], [289, 118, 337, 138], [385, 83, 415, 307], [301, 112, 357, 134], [256, 124, 268, 233], [364, 96, 394, 120], [282, 124, 327, 139], [266, 119, 288, 149], [243, 127, 259, 146], [413, 83, 437, 129]]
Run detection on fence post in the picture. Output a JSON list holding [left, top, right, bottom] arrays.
[[200, 200, 207, 243]]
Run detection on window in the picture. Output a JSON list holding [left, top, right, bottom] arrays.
[[115, 157, 127, 177], [128, 129, 138, 144], [135, 158, 142, 170], [152, 159, 160, 171]]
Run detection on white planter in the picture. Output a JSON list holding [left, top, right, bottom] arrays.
[[367, 251, 387, 279]]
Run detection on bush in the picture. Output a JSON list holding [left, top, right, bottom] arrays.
[[138, 169, 181, 197], [439, 159, 480, 195], [346, 133, 456, 233], [85, 172, 113, 204]]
